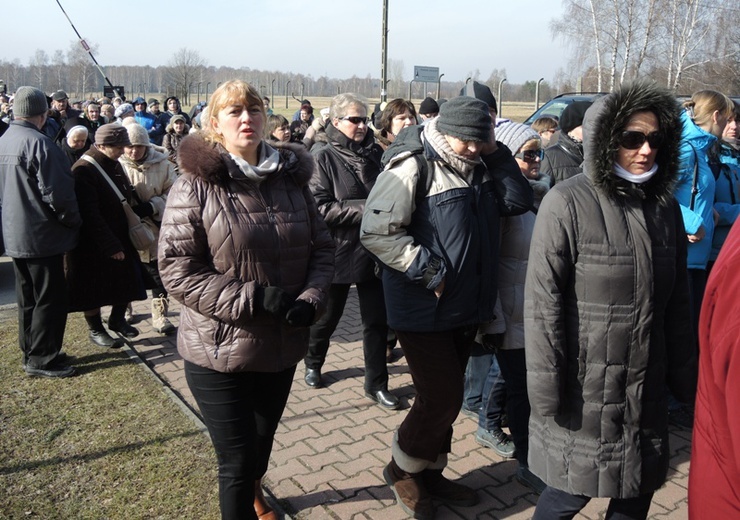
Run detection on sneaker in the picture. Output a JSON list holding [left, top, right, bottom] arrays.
[[475, 426, 516, 458], [24, 361, 77, 378], [668, 406, 694, 430], [516, 465, 546, 494]]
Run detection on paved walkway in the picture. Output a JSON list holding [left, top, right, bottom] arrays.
[[127, 288, 691, 519]]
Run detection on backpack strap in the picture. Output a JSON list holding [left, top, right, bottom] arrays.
[[689, 149, 699, 211], [413, 154, 433, 207]]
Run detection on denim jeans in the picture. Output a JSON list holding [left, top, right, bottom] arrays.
[[463, 342, 495, 410], [185, 361, 296, 520]]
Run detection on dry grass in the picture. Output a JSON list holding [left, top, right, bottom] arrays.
[[0, 311, 220, 519]]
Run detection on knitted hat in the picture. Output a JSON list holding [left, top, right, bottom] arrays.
[[126, 123, 150, 147], [459, 81, 497, 113], [95, 123, 131, 146], [495, 121, 540, 154], [51, 90, 68, 101], [147, 98, 160, 106], [12, 86, 48, 118], [436, 97, 491, 143], [114, 103, 134, 118], [559, 101, 593, 133], [419, 97, 439, 115]]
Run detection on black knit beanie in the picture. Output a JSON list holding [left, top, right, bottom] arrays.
[[436, 97, 491, 143], [459, 81, 497, 113], [419, 97, 439, 115], [559, 101, 593, 133]]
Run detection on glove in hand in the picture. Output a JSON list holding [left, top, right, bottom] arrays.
[[285, 300, 315, 327]]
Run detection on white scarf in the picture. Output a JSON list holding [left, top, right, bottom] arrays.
[[613, 162, 658, 184]]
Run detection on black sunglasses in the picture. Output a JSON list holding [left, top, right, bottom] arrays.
[[339, 116, 368, 125], [515, 149, 544, 163], [619, 131, 663, 150]]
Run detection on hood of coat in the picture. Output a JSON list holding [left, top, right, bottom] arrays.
[[176, 133, 314, 187], [582, 82, 683, 206]]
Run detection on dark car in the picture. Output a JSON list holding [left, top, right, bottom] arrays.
[[523, 92, 607, 125]]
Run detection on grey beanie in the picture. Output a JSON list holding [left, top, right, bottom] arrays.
[[126, 123, 151, 147], [114, 103, 134, 118], [436, 96, 491, 143], [13, 86, 48, 118], [495, 121, 540, 154]]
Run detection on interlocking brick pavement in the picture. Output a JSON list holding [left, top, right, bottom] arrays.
[[127, 288, 691, 519]]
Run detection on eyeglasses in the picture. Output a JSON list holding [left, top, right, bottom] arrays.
[[339, 116, 368, 125], [619, 131, 663, 150], [515, 149, 544, 163]]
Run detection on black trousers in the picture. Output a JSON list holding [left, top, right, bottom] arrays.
[[494, 348, 530, 465], [141, 259, 166, 298], [305, 279, 389, 392], [533, 486, 654, 520], [396, 325, 476, 462], [13, 255, 69, 369], [185, 361, 296, 520]]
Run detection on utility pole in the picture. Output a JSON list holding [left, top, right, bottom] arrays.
[[380, 0, 388, 103]]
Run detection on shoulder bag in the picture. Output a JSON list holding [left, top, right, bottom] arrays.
[[81, 155, 155, 251]]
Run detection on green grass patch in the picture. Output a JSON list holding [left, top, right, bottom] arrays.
[[0, 312, 220, 519]]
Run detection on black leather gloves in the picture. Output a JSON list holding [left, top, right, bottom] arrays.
[[254, 286, 293, 318], [285, 300, 315, 327]]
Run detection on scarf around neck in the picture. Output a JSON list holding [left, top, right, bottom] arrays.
[[612, 162, 659, 184], [424, 118, 481, 176]]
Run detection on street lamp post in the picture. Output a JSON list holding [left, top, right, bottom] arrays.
[[206, 82, 211, 100], [535, 78, 545, 110], [271, 78, 275, 107], [436, 73, 445, 100], [498, 78, 507, 117], [198, 82, 202, 104], [285, 81, 291, 109]]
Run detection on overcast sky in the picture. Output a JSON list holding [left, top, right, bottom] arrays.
[[9, 0, 569, 85]]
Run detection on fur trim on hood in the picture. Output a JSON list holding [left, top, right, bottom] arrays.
[[582, 81, 683, 206], [176, 133, 315, 187]]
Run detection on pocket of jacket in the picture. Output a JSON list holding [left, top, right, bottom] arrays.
[[362, 199, 395, 235]]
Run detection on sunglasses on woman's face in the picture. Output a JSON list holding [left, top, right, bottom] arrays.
[[515, 149, 544, 163], [619, 131, 663, 150], [340, 116, 368, 125]]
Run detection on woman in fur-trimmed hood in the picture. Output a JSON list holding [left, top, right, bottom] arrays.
[[158, 80, 334, 519], [524, 81, 697, 518]]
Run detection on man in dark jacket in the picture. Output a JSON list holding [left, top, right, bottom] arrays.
[[361, 96, 533, 518], [540, 100, 592, 186], [0, 86, 81, 378]]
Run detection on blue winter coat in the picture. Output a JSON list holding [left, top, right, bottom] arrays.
[[711, 142, 740, 261], [674, 111, 717, 270]]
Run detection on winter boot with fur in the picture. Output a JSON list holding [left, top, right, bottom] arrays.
[[151, 296, 176, 335]]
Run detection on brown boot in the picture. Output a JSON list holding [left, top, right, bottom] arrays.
[[421, 468, 478, 506], [254, 479, 278, 520], [383, 459, 435, 519]]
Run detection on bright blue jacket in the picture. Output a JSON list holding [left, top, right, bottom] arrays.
[[674, 111, 717, 270], [711, 142, 740, 261]]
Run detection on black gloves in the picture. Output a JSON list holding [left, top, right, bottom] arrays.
[[254, 286, 293, 318], [131, 201, 154, 219], [254, 286, 315, 327], [285, 300, 315, 327]]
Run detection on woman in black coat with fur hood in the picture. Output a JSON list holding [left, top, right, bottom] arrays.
[[524, 81, 697, 519]]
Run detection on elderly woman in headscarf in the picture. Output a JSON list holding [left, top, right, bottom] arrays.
[[62, 125, 90, 166], [119, 123, 178, 335]]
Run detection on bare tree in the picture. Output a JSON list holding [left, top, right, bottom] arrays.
[[67, 40, 98, 99], [52, 50, 66, 91], [389, 59, 404, 98], [29, 49, 49, 90], [168, 48, 206, 106]]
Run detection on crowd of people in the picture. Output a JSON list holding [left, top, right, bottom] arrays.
[[0, 80, 738, 520]]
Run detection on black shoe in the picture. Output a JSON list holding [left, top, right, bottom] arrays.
[[89, 330, 124, 348], [516, 465, 546, 494], [366, 389, 401, 410], [24, 361, 77, 378], [304, 368, 322, 388], [108, 319, 139, 339]]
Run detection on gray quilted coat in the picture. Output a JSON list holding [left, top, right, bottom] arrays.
[[524, 83, 697, 498]]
